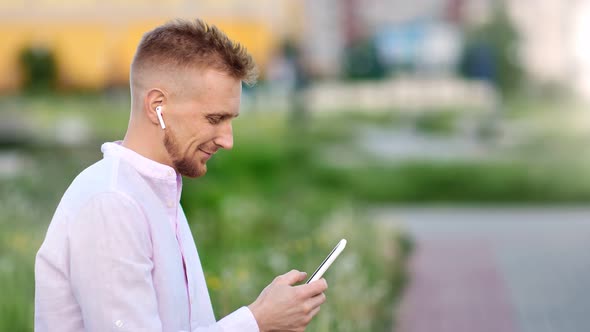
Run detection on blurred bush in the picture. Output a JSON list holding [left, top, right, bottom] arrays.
[[413, 111, 458, 136], [459, 3, 523, 97], [324, 161, 590, 204], [0, 228, 35, 332], [19, 46, 57, 93], [342, 37, 387, 80]]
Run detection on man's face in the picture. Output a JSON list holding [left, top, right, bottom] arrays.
[[163, 68, 241, 178]]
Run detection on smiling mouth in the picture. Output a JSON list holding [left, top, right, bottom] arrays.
[[199, 149, 214, 156]]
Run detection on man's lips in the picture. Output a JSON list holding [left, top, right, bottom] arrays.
[[199, 149, 214, 158]]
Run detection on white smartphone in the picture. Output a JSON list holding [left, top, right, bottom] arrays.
[[306, 239, 347, 284]]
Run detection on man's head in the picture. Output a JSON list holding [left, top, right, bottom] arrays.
[[127, 19, 257, 178]]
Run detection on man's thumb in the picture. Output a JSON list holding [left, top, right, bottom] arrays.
[[279, 270, 307, 285]]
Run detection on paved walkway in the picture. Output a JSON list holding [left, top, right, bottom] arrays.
[[373, 207, 590, 332]]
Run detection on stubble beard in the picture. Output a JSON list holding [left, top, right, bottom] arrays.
[[163, 127, 206, 178]]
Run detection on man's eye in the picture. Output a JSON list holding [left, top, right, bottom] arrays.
[[207, 116, 222, 124]]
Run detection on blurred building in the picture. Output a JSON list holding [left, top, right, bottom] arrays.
[[302, 0, 473, 77], [301, 0, 590, 100], [2, 0, 590, 101], [505, 1, 572, 86], [504, 0, 590, 100], [571, 0, 590, 100], [0, 0, 303, 92]]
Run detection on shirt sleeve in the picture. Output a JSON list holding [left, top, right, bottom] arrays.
[[192, 306, 260, 332], [68, 192, 260, 332]]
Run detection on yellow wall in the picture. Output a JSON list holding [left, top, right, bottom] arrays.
[[0, 18, 276, 92]]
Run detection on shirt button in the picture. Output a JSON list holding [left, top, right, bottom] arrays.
[[167, 201, 174, 208], [114, 320, 124, 328]]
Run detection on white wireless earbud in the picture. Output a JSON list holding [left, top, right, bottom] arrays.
[[155, 106, 166, 129]]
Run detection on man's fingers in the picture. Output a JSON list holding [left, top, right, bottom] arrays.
[[276, 269, 307, 285], [306, 305, 321, 322], [295, 278, 328, 298], [306, 292, 327, 311]]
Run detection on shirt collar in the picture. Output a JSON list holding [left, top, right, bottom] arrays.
[[101, 141, 180, 182]]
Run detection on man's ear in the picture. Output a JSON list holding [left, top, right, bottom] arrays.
[[144, 88, 167, 127]]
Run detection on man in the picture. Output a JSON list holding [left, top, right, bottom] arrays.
[[35, 19, 327, 332]]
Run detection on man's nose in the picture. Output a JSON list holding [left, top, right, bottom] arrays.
[[214, 122, 233, 150]]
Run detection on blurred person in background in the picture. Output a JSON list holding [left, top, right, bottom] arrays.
[[34, 19, 327, 332]]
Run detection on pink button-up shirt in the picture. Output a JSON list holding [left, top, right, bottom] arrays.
[[35, 141, 260, 332]]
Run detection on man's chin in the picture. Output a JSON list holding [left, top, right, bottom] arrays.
[[181, 165, 207, 178]]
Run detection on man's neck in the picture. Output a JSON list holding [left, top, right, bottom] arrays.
[[122, 126, 172, 169]]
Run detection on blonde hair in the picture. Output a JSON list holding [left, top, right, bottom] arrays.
[[131, 18, 258, 86]]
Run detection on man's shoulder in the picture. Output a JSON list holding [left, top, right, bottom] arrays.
[[66, 158, 112, 196], [58, 157, 141, 215]]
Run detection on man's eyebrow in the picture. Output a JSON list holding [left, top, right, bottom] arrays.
[[207, 112, 239, 118]]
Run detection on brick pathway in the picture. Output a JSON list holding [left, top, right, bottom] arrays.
[[396, 237, 517, 332], [373, 207, 590, 332]]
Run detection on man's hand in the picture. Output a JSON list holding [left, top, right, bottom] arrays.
[[248, 269, 328, 332]]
